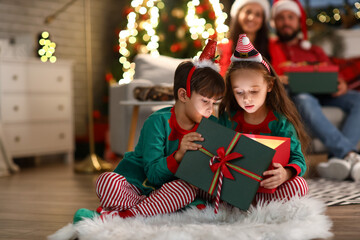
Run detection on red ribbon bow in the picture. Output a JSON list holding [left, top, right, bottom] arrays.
[[209, 147, 243, 181]]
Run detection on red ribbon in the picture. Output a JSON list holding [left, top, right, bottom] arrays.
[[209, 147, 243, 182], [208, 147, 243, 214]]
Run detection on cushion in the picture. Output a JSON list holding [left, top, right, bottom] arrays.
[[133, 54, 186, 85]]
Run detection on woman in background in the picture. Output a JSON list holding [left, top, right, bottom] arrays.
[[219, 0, 271, 76]]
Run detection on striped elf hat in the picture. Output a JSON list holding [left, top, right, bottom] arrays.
[[230, 34, 271, 73], [187, 39, 220, 97]]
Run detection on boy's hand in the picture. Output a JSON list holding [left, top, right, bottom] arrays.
[[174, 132, 204, 163], [260, 163, 293, 189]]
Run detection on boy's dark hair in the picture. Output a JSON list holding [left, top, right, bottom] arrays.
[[173, 61, 225, 100]]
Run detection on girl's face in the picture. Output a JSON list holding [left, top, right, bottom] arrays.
[[231, 70, 270, 114], [237, 3, 264, 35], [186, 92, 220, 123]]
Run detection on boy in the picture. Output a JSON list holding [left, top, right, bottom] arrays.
[[74, 40, 225, 221]]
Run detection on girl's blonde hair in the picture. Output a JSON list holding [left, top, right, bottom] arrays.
[[219, 59, 310, 155]]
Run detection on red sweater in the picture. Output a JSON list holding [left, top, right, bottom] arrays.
[[269, 38, 331, 76]]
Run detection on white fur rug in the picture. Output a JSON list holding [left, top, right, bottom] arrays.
[[48, 197, 332, 240]]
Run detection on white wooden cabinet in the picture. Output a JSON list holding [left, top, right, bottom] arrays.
[[0, 57, 74, 163]]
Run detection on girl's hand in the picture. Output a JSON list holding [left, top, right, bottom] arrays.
[[174, 132, 204, 163], [260, 163, 293, 189]]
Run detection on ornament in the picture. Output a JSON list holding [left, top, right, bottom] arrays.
[[196, 5, 204, 14], [113, 45, 120, 52], [170, 43, 182, 53], [123, 7, 132, 17], [193, 39, 202, 48], [168, 24, 176, 32], [105, 73, 113, 82], [209, 11, 216, 20]]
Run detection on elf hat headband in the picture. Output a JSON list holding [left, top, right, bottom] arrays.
[[272, 0, 311, 49], [186, 39, 220, 97], [230, 34, 270, 73]]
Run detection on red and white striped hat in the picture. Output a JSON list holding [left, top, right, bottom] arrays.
[[187, 40, 220, 97], [230, 34, 270, 73]]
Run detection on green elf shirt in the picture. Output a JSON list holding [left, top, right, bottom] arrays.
[[113, 106, 217, 196], [218, 110, 306, 177]]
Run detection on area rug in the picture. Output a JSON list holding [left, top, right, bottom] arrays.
[[307, 178, 360, 206], [48, 197, 332, 240]]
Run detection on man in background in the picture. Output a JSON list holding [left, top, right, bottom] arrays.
[[269, 0, 360, 181]]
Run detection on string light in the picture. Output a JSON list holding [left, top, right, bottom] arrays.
[[118, 0, 229, 84], [118, 0, 160, 84], [38, 31, 57, 63], [185, 0, 228, 57]]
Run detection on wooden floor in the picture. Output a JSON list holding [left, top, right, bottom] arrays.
[[0, 160, 359, 240]]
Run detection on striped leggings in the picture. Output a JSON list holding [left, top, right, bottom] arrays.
[[197, 176, 308, 205], [96, 172, 196, 217], [254, 176, 308, 203]]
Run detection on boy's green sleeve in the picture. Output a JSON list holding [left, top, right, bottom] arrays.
[[140, 116, 178, 186]]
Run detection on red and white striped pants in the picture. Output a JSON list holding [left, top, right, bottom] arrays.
[[255, 176, 308, 203], [194, 176, 308, 206], [96, 172, 196, 217]]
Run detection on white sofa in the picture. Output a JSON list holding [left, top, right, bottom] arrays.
[[109, 54, 184, 155]]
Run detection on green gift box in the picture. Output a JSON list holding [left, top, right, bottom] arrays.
[[175, 118, 275, 212], [284, 65, 338, 94]]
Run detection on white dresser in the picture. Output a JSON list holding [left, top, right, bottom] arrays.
[[0, 57, 74, 163]]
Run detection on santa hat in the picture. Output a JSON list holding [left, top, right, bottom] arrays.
[[231, 34, 271, 73], [187, 39, 219, 97], [272, 0, 311, 49], [230, 0, 270, 20]]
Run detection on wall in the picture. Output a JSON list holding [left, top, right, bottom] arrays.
[[0, 0, 125, 136]]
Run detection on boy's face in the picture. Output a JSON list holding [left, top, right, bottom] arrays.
[[185, 92, 221, 122]]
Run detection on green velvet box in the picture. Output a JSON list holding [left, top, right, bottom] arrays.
[[284, 65, 338, 94], [175, 118, 275, 211]]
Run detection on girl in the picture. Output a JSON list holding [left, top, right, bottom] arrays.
[[218, 0, 270, 76], [218, 34, 309, 203]]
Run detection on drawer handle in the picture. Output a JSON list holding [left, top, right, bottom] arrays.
[[12, 75, 18, 81], [13, 105, 19, 112], [14, 136, 21, 142], [57, 76, 63, 82], [58, 105, 64, 111], [59, 133, 65, 139]]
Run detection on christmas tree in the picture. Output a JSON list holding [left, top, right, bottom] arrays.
[[107, 0, 228, 84]]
